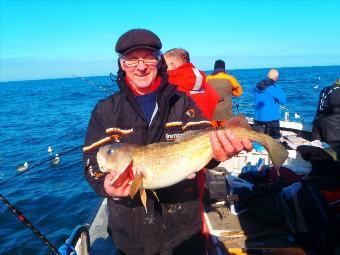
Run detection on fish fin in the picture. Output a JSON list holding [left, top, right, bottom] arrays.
[[152, 190, 159, 202], [225, 114, 252, 130], [140, 188, 147, 213], [210, 120, 228, 128], [129, 173, 143, 199], [256, 132, 288, 171]]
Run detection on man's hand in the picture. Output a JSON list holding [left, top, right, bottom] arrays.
[[104, 172, 132, 197], [210, 129, 253, 161]]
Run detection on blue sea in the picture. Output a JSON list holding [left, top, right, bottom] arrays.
[[0, 66, 339, 255]]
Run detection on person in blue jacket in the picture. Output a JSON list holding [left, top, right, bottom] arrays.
[[253, 69, 287, 138]]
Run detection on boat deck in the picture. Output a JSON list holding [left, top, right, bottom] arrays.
[[204, 204, 307, 255], [88, 199, 307, 255]]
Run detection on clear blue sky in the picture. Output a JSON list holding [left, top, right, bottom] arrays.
[[1, 0, 340, 81]]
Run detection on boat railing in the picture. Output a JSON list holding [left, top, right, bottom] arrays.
[[233, 103, 312, 134], [233, 103, 304, 124], [280, 105, 305, 123]]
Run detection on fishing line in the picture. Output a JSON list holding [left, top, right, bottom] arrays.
[[72, 74, 112, 93], [6, 73, 107, 182], [0, 145, 82, 187]]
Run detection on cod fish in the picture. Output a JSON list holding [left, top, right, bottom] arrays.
[[97, 114, 288, 207]]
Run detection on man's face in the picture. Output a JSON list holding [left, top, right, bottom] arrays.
[[120, 49, 159, 93]]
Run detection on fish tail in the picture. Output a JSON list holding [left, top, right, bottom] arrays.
[[255, 133, 288, 170], [216, 114, 252, 130]]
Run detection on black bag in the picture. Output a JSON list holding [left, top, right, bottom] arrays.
[[276, 182, 336, 252]]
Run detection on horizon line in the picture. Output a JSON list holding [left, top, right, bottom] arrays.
[[1, 64, 339, 83]]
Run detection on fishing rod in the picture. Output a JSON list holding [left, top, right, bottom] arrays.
[[0, 145, 82, 186], [233, 103, 255, 108], [232, 103, 255, 115], [0, 194, 61, 255], [0, 145, 83, 254]]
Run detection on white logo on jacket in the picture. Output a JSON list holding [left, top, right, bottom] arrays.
[[165, 133, 182, 141]]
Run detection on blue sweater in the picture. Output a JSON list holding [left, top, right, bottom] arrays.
[[254, 79, 287, 122], [136, 92, 157, 124]]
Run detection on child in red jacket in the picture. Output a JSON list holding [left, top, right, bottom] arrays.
[[164, 48, 221, 120]]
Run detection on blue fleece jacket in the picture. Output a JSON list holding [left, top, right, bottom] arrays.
[[254, 78, 287, 122]]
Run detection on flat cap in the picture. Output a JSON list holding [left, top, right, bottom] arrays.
[[115, 29, 162, 55]]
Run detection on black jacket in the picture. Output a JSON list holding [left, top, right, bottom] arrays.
[[83, 75, 211, 254], [312, 83, 340, 148]]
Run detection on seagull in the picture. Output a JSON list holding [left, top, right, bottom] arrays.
[[48, 146, 52, 155], [17, 162, 29, 172], [51, 154, 60, 165]]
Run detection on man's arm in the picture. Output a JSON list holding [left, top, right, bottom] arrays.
[[228, 75, 243, 97], [83, 103, 112, 198], [328, 87, 340, 114]]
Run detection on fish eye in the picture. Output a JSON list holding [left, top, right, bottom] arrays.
[[107, 149, 114, 155]]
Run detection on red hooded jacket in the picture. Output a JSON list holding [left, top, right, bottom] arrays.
[[167, 63, 221, 120]]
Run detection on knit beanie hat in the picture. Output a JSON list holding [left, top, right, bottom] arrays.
[[212, 59, 226, 75]]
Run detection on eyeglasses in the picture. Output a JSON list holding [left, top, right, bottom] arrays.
[[122, 55, 159, 68]]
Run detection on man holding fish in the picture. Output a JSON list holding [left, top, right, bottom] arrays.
[[83, 29, 286, 255]]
